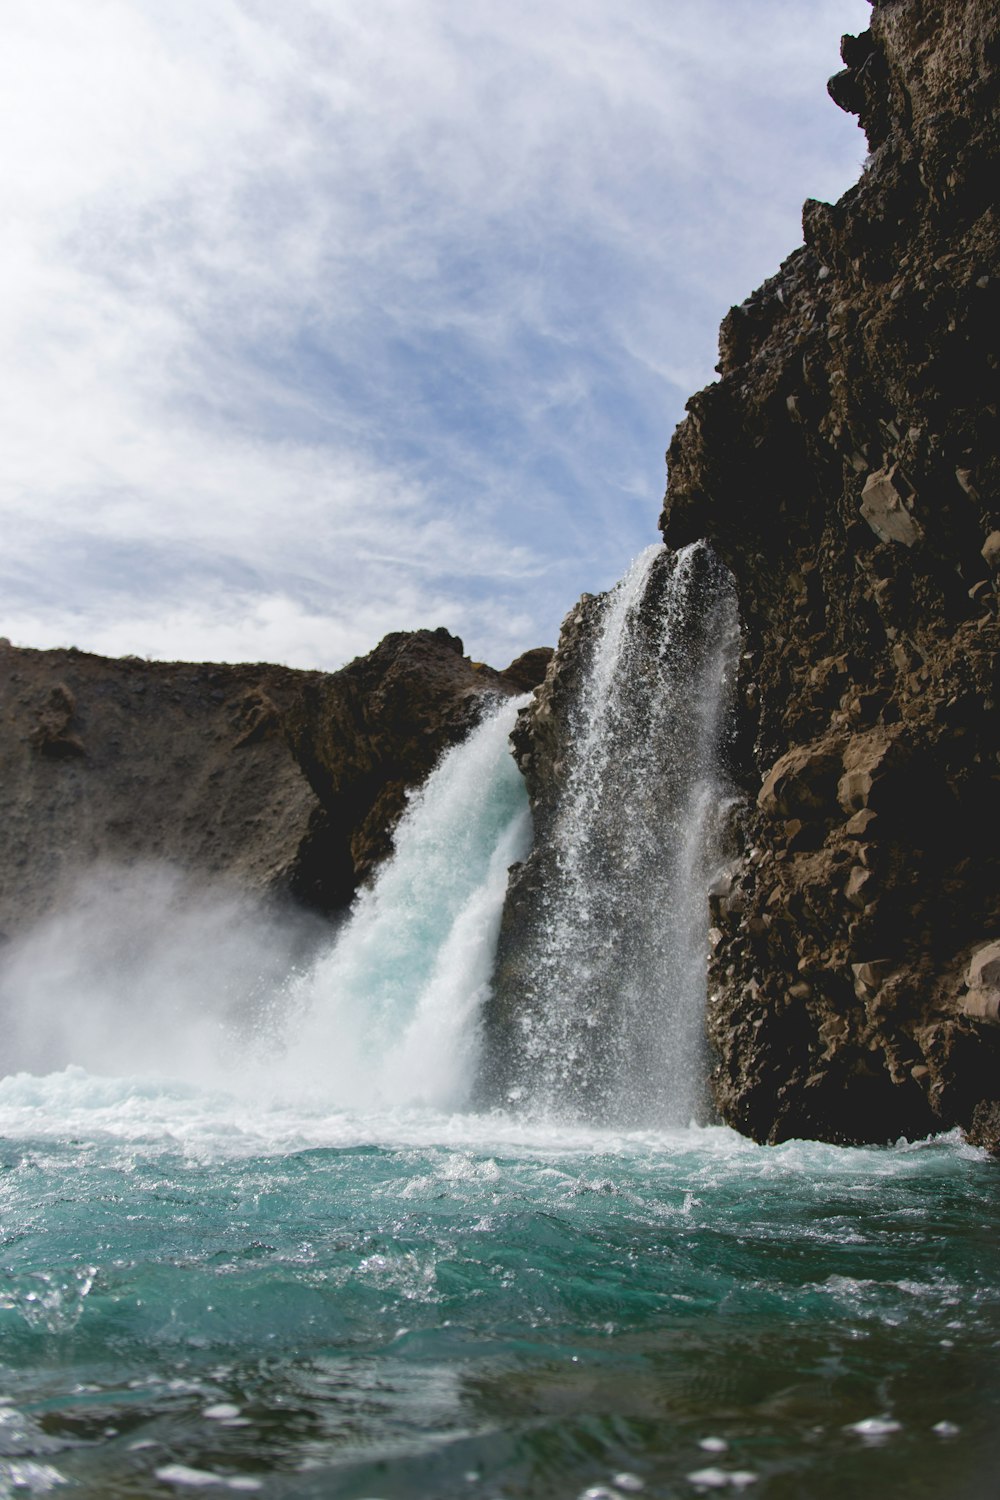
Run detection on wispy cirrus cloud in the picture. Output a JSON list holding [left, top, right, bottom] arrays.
[[1, 0, 870, 669]]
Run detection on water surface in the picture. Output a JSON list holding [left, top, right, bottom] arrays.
[[1, 1073, 996, 1499]]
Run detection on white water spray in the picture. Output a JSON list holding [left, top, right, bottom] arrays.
[[488, 543, 739, 1127], [0, 864, 324, 1083], [0, 696, 530, 1112]]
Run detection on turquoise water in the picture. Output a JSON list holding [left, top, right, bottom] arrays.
[[1, 1077, 998, 1499], [2, 694, 997, 1498]]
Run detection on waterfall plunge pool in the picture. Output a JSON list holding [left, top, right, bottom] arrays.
[[1, 556, 998, 1497], [0, 1087, 996, 1499]]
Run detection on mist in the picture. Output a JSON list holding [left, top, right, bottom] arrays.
[[0, 863, 329, 1085]]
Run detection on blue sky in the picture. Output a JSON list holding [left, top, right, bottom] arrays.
[[2, 0, 871, 671]]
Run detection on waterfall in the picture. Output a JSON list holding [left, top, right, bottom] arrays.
[[485, 542, 739, 1127], [272, 693, 532, 1111], [0, 548, 736, 1137]]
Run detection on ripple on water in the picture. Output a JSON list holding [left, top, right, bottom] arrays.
[[0, 1089, 996, 1498]]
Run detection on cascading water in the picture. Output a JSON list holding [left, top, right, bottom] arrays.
[[270, 692, 532, 1111], [0, 697, 530, 1102], [486, 542, 739, 1127]]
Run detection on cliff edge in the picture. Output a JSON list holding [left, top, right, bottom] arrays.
[[659, 0, 999, 1147], [493, 0, 998, 1149], [0, 632, 550, 941]]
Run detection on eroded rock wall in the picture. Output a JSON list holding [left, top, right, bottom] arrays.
[[0, 631, 547, 940], [659, 0, 999, 1146]]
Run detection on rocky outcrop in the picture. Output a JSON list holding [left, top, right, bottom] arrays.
[[0, 631, 549, 941], [494, 0, 997, 1148], [656, 0, 999, 1146]]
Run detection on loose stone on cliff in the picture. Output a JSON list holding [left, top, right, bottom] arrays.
[[859, 465, 924, 548]]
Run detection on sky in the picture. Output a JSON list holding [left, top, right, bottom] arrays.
[[2, 0, 872, 673]]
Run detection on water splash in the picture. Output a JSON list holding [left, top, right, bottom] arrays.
[[0, 1265, 95, 1334], [489, 543, 739, 1127]]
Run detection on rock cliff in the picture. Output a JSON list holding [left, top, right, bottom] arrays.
[[670, 0, 1000, 1149], [0, 632, 549, 942], [499, 0, 1000, 1148]]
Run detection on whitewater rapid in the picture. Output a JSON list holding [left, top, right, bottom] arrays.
[[0, 1060, 988, 1167]]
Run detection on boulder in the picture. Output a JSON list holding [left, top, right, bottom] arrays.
[[758, 741, 843, 821], [963, 940, 1000, 1024], [859, 466, 924, 547]]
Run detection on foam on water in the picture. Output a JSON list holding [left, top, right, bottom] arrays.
[[0, 1062, 985, 1170], [0, 1060, 996, 1498]]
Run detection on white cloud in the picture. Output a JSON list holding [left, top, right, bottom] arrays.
[[1, 586, 539, 676], [1, 0, 871, 669]]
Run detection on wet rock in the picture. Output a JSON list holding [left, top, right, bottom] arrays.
[[962, 940, 1000, 1023], [851, 960, 895, 998], [968, 941, 1000, 994], [758, 743, 843, 821], [845, 808, 878, 838], [969, 1100, 1000, 1153], [837, 732, 900, 814], [845, 865, 872, 909], [963, 991, 1000, 1024]]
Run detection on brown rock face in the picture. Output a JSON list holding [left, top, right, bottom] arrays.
[[0, 629, 541, 941], [659, 0, 999, 1146]]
